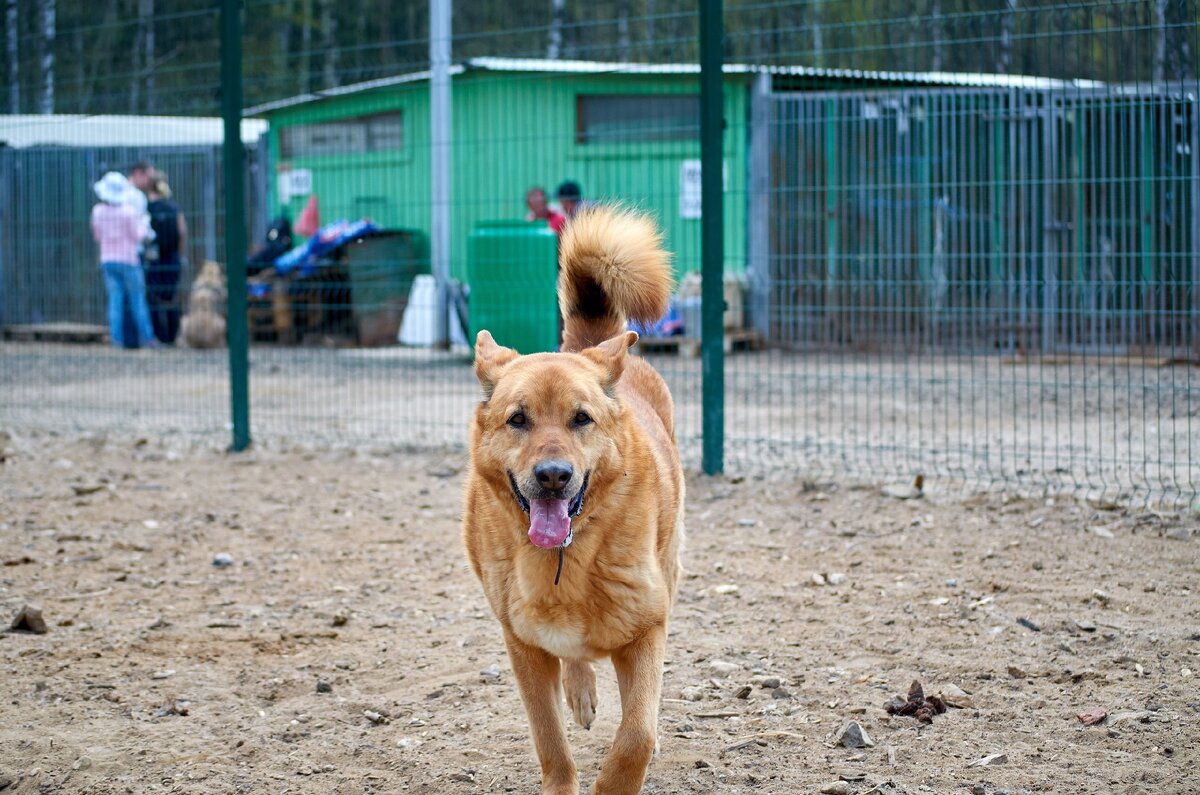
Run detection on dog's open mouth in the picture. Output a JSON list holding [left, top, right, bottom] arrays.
[[508, 471, 589, 550]]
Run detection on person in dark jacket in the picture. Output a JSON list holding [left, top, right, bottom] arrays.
[[144, 173, 188, 344]]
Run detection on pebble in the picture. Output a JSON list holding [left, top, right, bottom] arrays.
[[1007, 664, 1029, 679], [694, 759, 711, 769], [363, 710, 389, 725], [680, 686, 705, 701], [835, 720, 874, 748], [946, 578, 958, 587], [331, 612, 348, 627], [1016, 617, 1041, 632], [712, 584, 739, 595], [819, 781, 850, 795], [881, 482, 922, 500], [811, 573, 827, 586], [737, 518, 756, 527], [212, 553, 234, 568], [448, 771, 474, 783], [771, 687, 791, 699], [1087, 525, 1114, 539], [708, 660, 741, 677], [938, 684, 974, 708], [972, 784, 986, 795], [316, 680, 332, 694], [734, 686, 752, 699], [72, 757, 91, 771], [967, 752, 1007, 767], [10, 604, 48, 634], [151, 670, 175, 680], [827, 572, 847, 586], [760, 677, 782, 689], [1108, 710, 1152, 725], [0, 771, 13, 789], [479, 665, 501, 682], [1074, 619, 1097, 632]]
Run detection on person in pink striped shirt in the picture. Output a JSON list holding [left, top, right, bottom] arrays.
[[91, 172, 157, 348]]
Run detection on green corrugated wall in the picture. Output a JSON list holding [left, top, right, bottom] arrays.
[[262, 68, 749, 282]]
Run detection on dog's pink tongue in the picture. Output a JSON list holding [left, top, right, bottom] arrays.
[[528, 498, 571, 549]]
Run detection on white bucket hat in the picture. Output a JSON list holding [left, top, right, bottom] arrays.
[[94, 171, 132, 205]]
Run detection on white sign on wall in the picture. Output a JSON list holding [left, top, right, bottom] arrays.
[[679, 159, 729, 219], [277, 168, 314, 204]]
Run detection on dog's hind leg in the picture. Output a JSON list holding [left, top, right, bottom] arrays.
[[562, 659, 597, 730], [504, 632, 579, 795]]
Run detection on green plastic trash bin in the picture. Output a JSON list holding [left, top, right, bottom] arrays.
[[345, 230, 428, 346], [467, 221, 559, 354]]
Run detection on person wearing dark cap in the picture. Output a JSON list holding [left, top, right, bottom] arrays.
[[554, 180, 589, 219]]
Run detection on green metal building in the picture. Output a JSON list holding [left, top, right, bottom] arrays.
[[246, 57, 754, 282]]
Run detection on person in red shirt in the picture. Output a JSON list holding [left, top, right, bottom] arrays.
[[524, 186, 567, 235]]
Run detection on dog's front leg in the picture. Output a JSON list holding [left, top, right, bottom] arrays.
[[504, 631, 579, 795], [591, 625, 666, 795]]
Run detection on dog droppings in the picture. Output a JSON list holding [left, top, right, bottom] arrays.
[[885, 681, 948, 724]]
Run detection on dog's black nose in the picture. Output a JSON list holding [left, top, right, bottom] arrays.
[[534, 460, 573, 492]]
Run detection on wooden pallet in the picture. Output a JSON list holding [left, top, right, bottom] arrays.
[[634, 329, 764, 358], [2, 323, 109, 344]]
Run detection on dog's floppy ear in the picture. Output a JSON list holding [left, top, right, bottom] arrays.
[[475, 330, 519, 400], [582, 330, 638, 394]]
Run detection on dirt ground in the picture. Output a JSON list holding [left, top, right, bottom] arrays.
[[4, 341, 1197, 505], [1, 431, 1198, 794]]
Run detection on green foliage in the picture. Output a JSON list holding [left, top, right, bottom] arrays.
[[3, 0, 1197, 116]]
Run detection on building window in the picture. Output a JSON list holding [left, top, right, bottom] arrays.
[[280, 111, 403, 158], [576, 94, 700, 144]]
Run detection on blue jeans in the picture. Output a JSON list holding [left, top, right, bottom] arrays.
[[102, 261, 155, 348]]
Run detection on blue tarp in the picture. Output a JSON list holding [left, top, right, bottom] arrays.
[[249, 218, 380, 298], [274, 219, 380, 277]]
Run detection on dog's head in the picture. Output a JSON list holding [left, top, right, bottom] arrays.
[[471, 329, 637, 550], [196, 260, 226, 289]]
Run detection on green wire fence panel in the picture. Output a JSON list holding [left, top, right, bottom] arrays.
[[0, 0, 1196, 506]]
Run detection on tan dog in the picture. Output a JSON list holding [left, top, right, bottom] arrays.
[[463, 206, 683, 794], [179, 260, 227, 349]]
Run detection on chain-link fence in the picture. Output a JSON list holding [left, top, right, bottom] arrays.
[[1, 1, 1197, 506]]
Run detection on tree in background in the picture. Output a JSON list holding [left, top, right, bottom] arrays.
[[1, 0, 1196, 116]]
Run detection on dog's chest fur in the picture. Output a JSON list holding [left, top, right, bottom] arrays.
[[505, 555, 669, 661]]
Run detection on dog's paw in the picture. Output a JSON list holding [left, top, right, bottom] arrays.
[[562, 660, 597, 730]]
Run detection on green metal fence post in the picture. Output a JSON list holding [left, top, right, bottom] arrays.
[[699, 0, 724, 475], [824, 98, 838, 333], [917, 99, 933, 340], [1139, 102, 1156, 345], [221, 0, 251, 451]]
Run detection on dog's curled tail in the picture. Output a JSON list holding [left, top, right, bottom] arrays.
[[558, 205, 674, 353]]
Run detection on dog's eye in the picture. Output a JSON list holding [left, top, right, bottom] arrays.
[[572, 411, 592, 427], [507, 412, 527, 428]]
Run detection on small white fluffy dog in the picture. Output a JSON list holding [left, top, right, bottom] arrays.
[[180, 260, 227, 349]]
